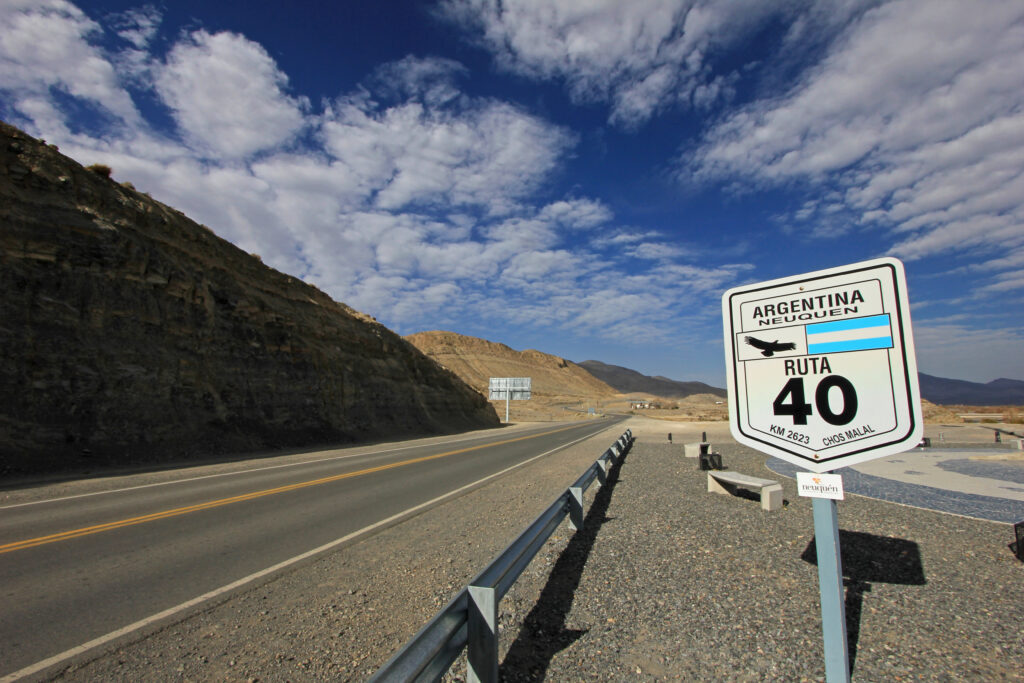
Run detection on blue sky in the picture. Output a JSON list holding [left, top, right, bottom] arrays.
[[2, 0, 1023, 387]]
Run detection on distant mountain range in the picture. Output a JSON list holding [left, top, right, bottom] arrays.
[[577, 361, 1024, 407], [918, 374, 1024, 406], [577, 360, 727, 399]]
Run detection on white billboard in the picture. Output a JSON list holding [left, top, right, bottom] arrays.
[[488, 377, 532, 401]]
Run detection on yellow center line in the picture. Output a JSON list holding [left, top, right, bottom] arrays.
[[0, 424, 585, 555]]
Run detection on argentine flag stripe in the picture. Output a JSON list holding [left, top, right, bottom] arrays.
[[806, 314, 892, 354], [806, 336, 893, 354], [807, 314, 891, 334]]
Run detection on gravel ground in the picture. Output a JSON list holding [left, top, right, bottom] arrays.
[[36, 418, 1024, 682], [486, 436, 1024, 681]]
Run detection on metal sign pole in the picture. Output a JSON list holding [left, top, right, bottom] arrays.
[[811, 497, 850, 683]]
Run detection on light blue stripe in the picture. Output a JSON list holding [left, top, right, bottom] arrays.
[[808, 336, 893, 353], [806, 314, 890, 336]]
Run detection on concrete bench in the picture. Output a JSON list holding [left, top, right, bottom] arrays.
[[683, 441, 710, 458], [707, 471, 783, 511]]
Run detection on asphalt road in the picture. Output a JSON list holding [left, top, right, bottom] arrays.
[[0, 417, 626, 679]]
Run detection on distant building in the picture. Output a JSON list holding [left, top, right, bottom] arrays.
[[630, 399, 653, 409]]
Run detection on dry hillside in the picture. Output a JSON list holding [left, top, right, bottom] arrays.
[[405, 331, 616, 398], [0, 122, 498, 477], [405, 331, 619, 421]]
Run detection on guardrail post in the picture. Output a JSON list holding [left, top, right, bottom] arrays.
[[596, 457, 609, 486], [568, 486, 584, 531], [467, 585, 499, 683]]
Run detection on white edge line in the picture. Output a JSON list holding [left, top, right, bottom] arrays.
[[0, 426, 562, 511], [1, 425, 617, 682]]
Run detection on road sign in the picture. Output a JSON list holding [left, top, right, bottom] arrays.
[[489, 377, 531, 423], [488, 377, 531, 401], [722, 257, 923, 473]]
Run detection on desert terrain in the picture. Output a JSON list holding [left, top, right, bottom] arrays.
[[407, 331, 1022, 436]]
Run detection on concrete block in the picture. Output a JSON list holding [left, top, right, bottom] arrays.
[[684, 441, 710, 458], [707, 471, 783, 512], [707, 473, 728, 494], [762, 484, 783, 512]]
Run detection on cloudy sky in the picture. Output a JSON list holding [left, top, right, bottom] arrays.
[[2, 0, 1022, 386]]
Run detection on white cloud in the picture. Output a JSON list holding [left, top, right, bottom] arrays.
[[110, 5, 161, 49], [155, 30, 308, 159], [627, 242, 687, 261], [689, 0, 1024, 283], [538, 198, 612, 229], [321, 72, 576, 215], [367, 55, 468, 107], [594, 230, 662, 248], [0, 0, 141, 126], [502, 249, 579, 281], [437, 0, 797, 127]]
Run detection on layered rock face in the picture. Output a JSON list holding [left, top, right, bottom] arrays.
[[405, 330, 617, 399], [0, 122, 498, 475]]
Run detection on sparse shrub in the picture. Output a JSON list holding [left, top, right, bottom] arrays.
[[86, 163, 112, 178], [120, 181, 135, 190], [251, 253, 262, 262]]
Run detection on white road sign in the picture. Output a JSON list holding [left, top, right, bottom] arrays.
[[488, 377, 531, 401], [722, 257, 923, 473]]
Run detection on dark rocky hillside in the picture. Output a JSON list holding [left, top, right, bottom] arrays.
[[0, 121, 498, 477], [578, 360, 726, 399]]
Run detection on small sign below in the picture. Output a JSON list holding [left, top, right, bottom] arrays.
[[797, 472, 845, 500]]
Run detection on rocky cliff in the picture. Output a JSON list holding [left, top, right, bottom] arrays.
[[0, 122, 498, 476], [404, 331, 617, 399]]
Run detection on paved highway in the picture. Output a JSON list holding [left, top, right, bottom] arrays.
[[0, 417, 626, 679]]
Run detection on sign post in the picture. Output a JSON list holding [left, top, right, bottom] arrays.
[[811, 496, 848, 681], [488, 377, 531, 423], [722, 257, 923, 681]]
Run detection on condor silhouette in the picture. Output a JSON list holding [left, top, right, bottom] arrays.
[[745, 336, 796, 357]]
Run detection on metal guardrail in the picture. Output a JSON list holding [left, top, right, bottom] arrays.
[[370, 428, 634, 683]]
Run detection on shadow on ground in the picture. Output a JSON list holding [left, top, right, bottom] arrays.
[[803, 530, 926, 672], [499, 446, 628, 681]]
